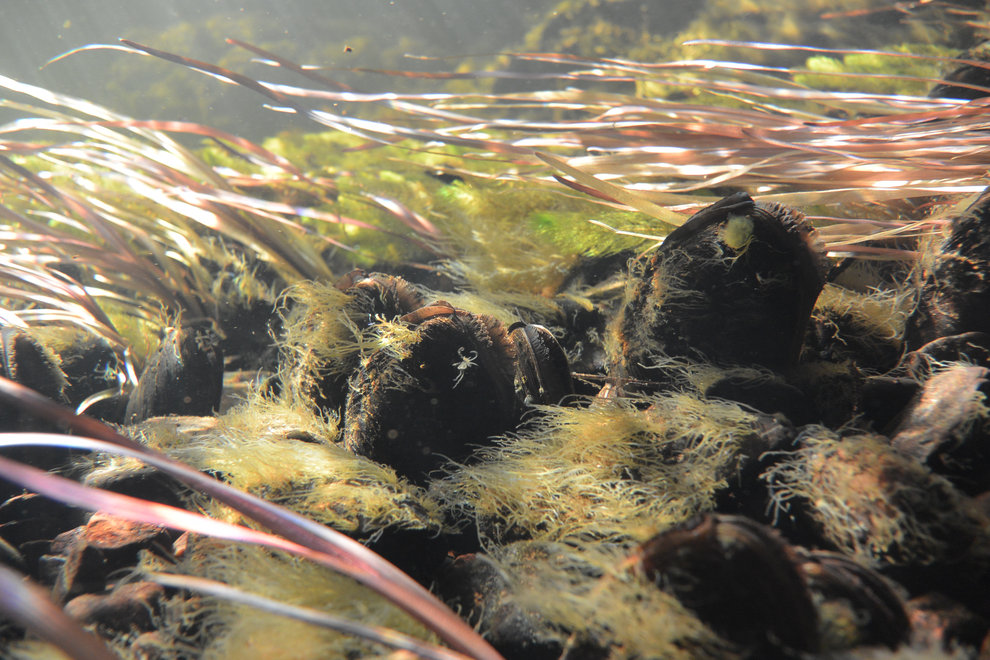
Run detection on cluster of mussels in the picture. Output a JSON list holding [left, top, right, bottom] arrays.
[[320, 189, 990, 657], [2, 186, 990, 659]]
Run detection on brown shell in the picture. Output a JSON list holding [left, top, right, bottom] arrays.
[[632, 513, 820, 654]]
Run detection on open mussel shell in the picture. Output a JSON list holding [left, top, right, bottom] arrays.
[[631, 513, 820, 654], [123, 322, 223, 424], [907, 186, 990, 348], [508, 323, 573, 405], [343, 305, 519, 484], [612, 192, 828, 380]]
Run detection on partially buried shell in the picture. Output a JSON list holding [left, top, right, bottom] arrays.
[[890, 364, 990, 494], [0, 327, 67, 429], [906, 186, 990, 348], [798, 550, 910, 651], [630, 513, 820, 654], [123, 321, 223, 424], [611, 192, 828, 380]]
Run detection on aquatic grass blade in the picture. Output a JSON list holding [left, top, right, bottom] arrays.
[[91, 37, 990, 258], [535, 151, 686, 229], [147, 573, 471, 660]]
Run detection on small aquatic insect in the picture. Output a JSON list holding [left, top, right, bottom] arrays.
[[451, 347, 478, 388]]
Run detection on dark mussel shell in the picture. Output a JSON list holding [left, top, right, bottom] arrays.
[[309, 270, 426, 410], [436, 551, 563, 660], [123, 321, 223, 424], [612, 192, 828, 380], [907, 187, 990, 348], [30, 327, 125, 423], [901, 332, 990, 380], [343, 305, 519, 484], [334, 269, 425, 322], [508, 323, 574, 405], [929, 43, 990, 101], [0, 327, 68, 433], [631, 513, 820, 654], [0, 327, 67, 405], [799, 550, 910, 651], [906, 592, 990, 653]]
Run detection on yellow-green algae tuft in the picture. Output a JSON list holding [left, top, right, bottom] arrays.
[[440, 391, 760, 545], [127, 396, 445, 536], [180, 542, 437, 660], [491, 540, 734, 659]]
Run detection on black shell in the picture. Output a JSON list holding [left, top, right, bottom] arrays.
[[343, 307, 519, 484], [611, 192, 828, 379], [0, 327, 66, 405], [508, 323, 573, 405], [123, 322, 223, 424], [906, 187, 990, 348], [800, 550, 910, 651], [633, 513, 820, 654]]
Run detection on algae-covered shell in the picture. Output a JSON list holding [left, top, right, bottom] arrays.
[[343, 305, 519, 484], [891, 364, 990, 493], [0, 327, 67, 404], [907, 187, 990, 348], [334, 268, 425, 322], [799, 550, 910, 651], [611, 192, 828, 379]]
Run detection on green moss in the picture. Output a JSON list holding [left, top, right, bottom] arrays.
[[794, 45, 956, 95]]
